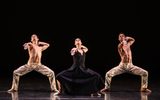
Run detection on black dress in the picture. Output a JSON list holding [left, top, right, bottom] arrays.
[[56, 50, 104, 95]]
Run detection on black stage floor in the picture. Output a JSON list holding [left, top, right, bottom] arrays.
[[0, 76, 159, 100]]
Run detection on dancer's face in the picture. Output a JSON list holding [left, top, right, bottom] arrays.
[[31, 34, 39, 44], [119, 33, 125, 42], [75, 38, 82, 46]]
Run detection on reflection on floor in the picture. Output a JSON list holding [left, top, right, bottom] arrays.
[[0, 76, 159, 100], [0, 90, 156, 100]]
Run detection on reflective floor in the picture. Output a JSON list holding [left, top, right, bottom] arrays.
[[0, 91, 159, 100], [0, 76, 159, 100]]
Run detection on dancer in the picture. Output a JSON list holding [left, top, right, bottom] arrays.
[[8, 34, 59, 95], [101, 33, 151, 93], [56, 38, 104, 95]]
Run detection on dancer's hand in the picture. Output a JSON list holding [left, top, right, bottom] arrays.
[[71, 48, 78, 55], [23, 42, 32, 50]]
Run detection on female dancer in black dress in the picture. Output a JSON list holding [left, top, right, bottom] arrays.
[[56, 38, 104, 95]]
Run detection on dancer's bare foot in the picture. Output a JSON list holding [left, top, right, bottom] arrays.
[[100, 88, 110, 94], [7, 88, 17, 92], [140, 88, 152, 93], [51, 90, 60, 96]]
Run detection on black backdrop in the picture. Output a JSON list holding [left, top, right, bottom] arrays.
[[3, 1, 159, 82]]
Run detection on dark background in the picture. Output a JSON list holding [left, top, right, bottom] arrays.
[[2, 0, 159, 86]]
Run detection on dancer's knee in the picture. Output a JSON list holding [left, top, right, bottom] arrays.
[[48, 70, 55, 77], [142, 70, 148, 77], [105, 72, 112, 78], [13, 70, 19, 76]]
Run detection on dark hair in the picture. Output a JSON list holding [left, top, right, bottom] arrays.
[[75, 37, 81, 39]]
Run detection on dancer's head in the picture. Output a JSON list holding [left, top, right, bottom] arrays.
[[74, 38, 82, 46], [119, 32, 126, 42], [31, 34, 39, 44]]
